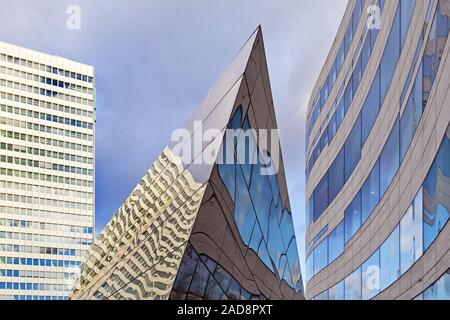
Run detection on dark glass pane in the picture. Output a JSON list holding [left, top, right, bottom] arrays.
[[313, 237, 328, 274], [313, 173, 328, 221], [344, 114, 362, 181], [328, 149, 344, 204], [362, 70, 380, 144]]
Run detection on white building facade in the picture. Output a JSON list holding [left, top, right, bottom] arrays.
[[0, 42, 95, 300]]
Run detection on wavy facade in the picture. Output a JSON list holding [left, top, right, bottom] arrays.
[[305, 0, 450, 299], [71, 27, 304, 300]]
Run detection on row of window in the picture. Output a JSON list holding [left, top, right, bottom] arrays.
[[0, 218, 93, 235], [306, 0, 368, 145], [307, 0, 448, 253], [0, 155, 93, 176], [415, 269, 450, 300], [0, 205, 93, 225], [307, 0, 435, 227], [0, 231, 92, 246], [0, 244, 84, 257], [307, 0, 416, 181], [306, 0, 388, 175], [309, 121, 450, 298], [0, 167, 93, 188], [0, 269, 77, 281], [1, 129, 93, 153], [0, 53, 93, 83], [0, 193, 93, 212], [1, 103, 93, 130], [1, 88, 93, 118], [217, 107, 302, 292], [0, 282, 72, 292], [0, 116, 93, 142], [8, 295, 68, 300], [1, 256, 81, 268], [0, 66, 93, 95], [1, 80, 93, 107], [0, 180, 93, 200], [0, 142, 93, 165]]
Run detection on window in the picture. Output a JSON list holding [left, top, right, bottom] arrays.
[[361, 160, 380, 223], [328, 149, 344, 204], [380, 225, 400, 291], [313, 238, 328, 275], [400, 192, 423, 275], [380, 6, 400, 103], [234, 166, 256, 245], [344, 79, 353, 113], [345, 267, 362, 300], [380, 116, 400, 196], [344, 191, 362, 243], [361, 36, 371, 73], [306, 254, 313, 282], [336, 99, 345, 129], [344, 23, 353, 54], [328, 221, 344, 263], [362, 70, 380, 144], [423, 126, 450, 250], [329, 280, 344, 300], [400, 65, 423, 161], [362, 250, 380, 300], [328, 113, 337, 142], [422, 270, 450, 300], [400, 0, 416, 46], [313, 173, 328, 221], [352, 56, 362, 94], [344, 114, 362, 181], [337, 43, 345, 73]]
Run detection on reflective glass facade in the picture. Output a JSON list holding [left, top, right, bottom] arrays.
[[306, 0, 450, 300], [71, 28, 303, 300]]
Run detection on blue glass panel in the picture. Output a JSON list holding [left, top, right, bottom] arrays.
[[345, 191, 362, 243], [361, 160, 380, 223], [313, 173, 328, 221], [328, 149, 344, 204], [362, 70, 380, 144], [313, 237, 328, 275], [400, 0, 416, 46], [329, 280, 345, 300], [400, 194, 423, 275], [345, 267, 362, 300], [423, 127, 450, 250], [328, 221, 344, 263], [344, 114, 362, 181], [380, 225, 400, 291], [380, 116, 400, 196], [380, 6, 400, 104], [234, 166, 257, 246], [362, 250, 380, 300]]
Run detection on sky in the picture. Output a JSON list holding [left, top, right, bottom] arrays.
[[0, 0, 347, 278]]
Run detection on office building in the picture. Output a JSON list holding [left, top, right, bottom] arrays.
[[305, 0, 450, 299], [0, 42, 95, 300]]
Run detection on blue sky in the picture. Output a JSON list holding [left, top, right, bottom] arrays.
[[0, 0, 347, 276]]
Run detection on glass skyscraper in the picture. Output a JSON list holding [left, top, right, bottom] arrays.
[[0, 42, 95, 300], [71, 27, 304, 300], [305, 0, 450, 300]]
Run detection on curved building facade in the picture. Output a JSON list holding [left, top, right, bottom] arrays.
[[305, 0, 450, 300], [71, 27, 304, 300]]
